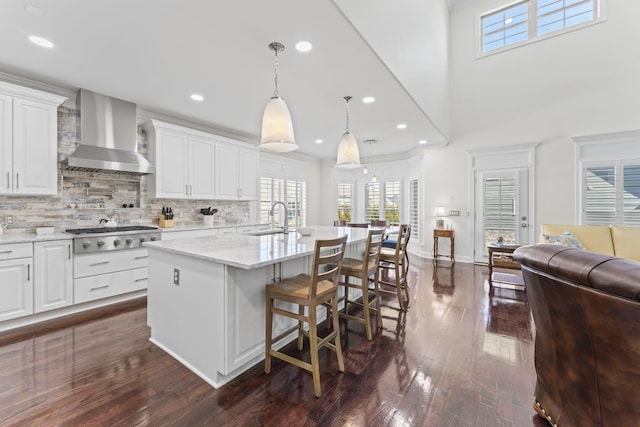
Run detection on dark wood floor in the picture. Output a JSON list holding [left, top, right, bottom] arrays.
[[0, 258, 549, 426]]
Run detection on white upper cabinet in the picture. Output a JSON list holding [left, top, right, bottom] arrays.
[[214, 144, 258, 200], [0, 81, 66, 196], [144, 119, 215, 199]]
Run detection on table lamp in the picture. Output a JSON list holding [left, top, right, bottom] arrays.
[[433, 206, 447, 229]]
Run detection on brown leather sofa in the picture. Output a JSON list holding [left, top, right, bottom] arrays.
[[514, 244, 640, 427]]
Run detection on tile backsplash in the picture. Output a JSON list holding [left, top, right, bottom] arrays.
[[0, 107, 250, 232]]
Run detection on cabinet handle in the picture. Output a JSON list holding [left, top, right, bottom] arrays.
[[189, 184, 193, 196], [68, 245, 71, 260], [90, 284, 109, 291], [6, 172, 9, 189], [134, 277, 148, 282], [0, 250, 13, 254], [134, 255, 148, 260], [185, 184, 189, 196], [89, 261, 110, 267], [16, 173, 18, 189], [27, 263, 30, 281]]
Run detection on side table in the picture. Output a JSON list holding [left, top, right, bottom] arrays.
[[433, 228, 455, 264], [487, 242, 524, 290]]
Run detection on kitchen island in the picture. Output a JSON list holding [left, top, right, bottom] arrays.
[[144, 226, 369, 388]]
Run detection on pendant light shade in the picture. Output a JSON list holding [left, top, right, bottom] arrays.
[[261, 96, 296, 152], [336, 96, 361, 168], [260, 42, 298, 153]]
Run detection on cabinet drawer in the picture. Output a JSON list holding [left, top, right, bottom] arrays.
[[161, 229, 218, 241], [237, 226, 255, 234], [74, 267, 148, 304], [0, 243, 33, 260], [74, 248, 148, 278], [218, 227, 237, 235]]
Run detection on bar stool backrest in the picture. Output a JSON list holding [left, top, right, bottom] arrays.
[[310, 235, 348, 303]]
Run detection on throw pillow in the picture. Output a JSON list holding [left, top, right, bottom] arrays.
[[542, 231, 585, 249]]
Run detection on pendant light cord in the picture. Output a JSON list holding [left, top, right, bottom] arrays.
[[344, 96, 352, 132], [273, 46, 281, 98]]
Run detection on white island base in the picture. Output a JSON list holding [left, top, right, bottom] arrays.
[[147, 249, 311, 388], [145, 227, 368, 388]]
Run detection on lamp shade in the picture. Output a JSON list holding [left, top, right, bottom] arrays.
[[433, 206, 447, 217], [336, 131, 361, 168], [260, 96, 297, 152]]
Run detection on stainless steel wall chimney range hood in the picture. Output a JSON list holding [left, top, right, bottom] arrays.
[[61, 89, 154, 175]]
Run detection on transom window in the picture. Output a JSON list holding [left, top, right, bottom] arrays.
[[481, 0, 599, 54]]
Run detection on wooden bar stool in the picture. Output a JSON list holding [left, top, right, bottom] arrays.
[[264, 235, 347, 397], [378, 224, 411, 310], [330, 228, 384, 340]]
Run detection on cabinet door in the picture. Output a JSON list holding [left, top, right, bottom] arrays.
[[238, 149, 258, 200], [0, 258, 33, 322], [12, 98, 58, 195], [0, 94, 12, 195], [34, 240, 73, 313], [188, 136, 215, 199], [154, 129, 189, 199], [214, 144, 239, 199]]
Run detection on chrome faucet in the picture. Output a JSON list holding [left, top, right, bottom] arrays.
[[269, 201, 289, 234]]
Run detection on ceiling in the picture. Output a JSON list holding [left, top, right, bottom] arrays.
[[0, 0, 454, 161]]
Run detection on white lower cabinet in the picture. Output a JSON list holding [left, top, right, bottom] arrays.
[[74, 248, 149, 304], [0, 243, 33, 322], [34, 240, 73, 313]]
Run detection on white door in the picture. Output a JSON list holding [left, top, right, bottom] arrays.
[[215, 144, 239, 199], [474, 168, 530, 263], [34, 240, 73, 313], [0, 94, 12, 195], [237, 148, 258, 200], [0, 257, 33, 321], [188, 136, 215, 199], [155, 129, 189, 199]]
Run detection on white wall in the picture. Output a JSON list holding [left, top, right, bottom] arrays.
[[434, 0, 640, 260]]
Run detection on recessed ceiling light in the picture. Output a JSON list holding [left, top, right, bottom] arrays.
[[190, 94, 204, 101], [362, 96, 375, 104], [295, 41, 312, 52], [418, 140, 427, 145], [315, 139, 323, 144], [396, 123, 407, 130], [28, 35, 54, 48]]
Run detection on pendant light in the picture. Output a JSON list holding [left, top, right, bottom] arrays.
[[260, 42, 297, 152], [364, 139, 378, 182], [336, 96, 361, 168]]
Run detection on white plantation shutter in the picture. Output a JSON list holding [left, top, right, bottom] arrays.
[[483, 176, 518, 244], [384, 181, 401, 225], [260, 177, 284, 225], [364, 183, 381, 222], [409, 179, 420, 241], [337, 183, 352, 222], [286, 180, 306, 227], [583, 163, 640, 226]]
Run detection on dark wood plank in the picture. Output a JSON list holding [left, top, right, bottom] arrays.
[[0, 257, 551, 426]]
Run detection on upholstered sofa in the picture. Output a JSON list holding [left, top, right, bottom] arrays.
[[540, 224, 640, 261], [514, 244, 640, 427]]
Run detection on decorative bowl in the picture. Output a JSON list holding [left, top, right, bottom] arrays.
[[297, 227, 315, 236]]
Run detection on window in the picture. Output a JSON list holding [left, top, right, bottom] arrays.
[[364, 183, 381, 222], [584, 162, 640, 226], [483, 176, 518, 244], [364, 180, 401, 223], [481, 0, 598, 54], [538, 0, 594, 36], [286, 180, 306, 228], [260, 177, 306, 227], [409, 179, 420, 241], [384, 181, 401, 225], [337, 183, 352, 222], [482, 1, 529, 53]]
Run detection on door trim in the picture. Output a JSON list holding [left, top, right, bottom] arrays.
[[467, 142, 539, 263]]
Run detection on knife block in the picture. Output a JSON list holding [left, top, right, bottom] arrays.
[[159, 215, 174, 228]]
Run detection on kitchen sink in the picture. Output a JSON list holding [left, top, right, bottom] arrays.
[[247, 228, 285, 236]]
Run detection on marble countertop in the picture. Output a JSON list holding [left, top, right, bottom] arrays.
[[0, 232, 74, 244], [144, 226, 369, 270]]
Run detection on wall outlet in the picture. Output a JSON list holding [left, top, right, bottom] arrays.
[[5, 215, 13, 224], [173, 268, 180, 285], [448, 210, 460, 216]]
